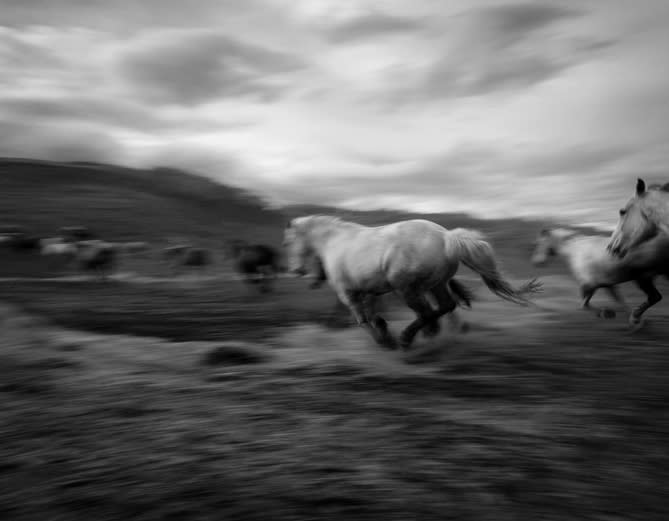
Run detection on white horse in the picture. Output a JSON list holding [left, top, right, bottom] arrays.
[[41, 239, 78, 271], [41, 241, 77, 256], [608, 178, 669, 257], [283, 215, 541, 349], [532, 228, 669, 327]]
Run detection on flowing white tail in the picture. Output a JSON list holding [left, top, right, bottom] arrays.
[[446, 228, 542, 305]]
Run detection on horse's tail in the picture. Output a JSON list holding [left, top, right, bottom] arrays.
[[447, 278, 474, 308], [445, 228, 542, 306]]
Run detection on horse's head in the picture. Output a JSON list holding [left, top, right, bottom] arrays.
[[608, 179, 659, 258], [282, 220, 312, 276], [530, 229, 558, 267]]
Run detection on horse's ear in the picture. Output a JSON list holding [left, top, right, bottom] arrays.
[[636, 178, 646, 196]]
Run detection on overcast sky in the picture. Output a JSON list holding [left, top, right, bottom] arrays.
[[2, 0, 668, 227]]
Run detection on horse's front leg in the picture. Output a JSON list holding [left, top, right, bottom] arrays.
[[602, 286, 630, 318], [337, 289, 395, 349], [629, 278, 662, 330], [581, 285, 616, 319], [580, 285, 607, 318], [431, 283, 470, 334]]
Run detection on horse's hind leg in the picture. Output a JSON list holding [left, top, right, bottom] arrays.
[[398, 290, 436, 349], [629, 278, 662, 329], [426, 283, 464, 336]]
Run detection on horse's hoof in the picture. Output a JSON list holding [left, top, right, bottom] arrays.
[[600, 309, 616, 319], [628, 316, 646, 332]]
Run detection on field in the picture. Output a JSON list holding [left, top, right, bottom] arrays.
[[1, 159, 668, 520], [2, 270, 669, 521]]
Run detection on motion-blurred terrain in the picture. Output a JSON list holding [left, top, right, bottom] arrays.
[[1, 159, 668, 520]]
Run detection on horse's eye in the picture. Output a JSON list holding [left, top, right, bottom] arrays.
[[619, 209, 626, 216]]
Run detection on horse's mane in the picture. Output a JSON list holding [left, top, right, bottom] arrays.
[[448, 227, 486, 241], [293, 214, 349, 230]]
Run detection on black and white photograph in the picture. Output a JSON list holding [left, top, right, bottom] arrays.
[[1, 1, 668, 519]]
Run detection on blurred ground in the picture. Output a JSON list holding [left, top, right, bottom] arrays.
[[1, 274, 668, 520]]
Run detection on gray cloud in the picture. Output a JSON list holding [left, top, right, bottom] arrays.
[[242, 140, 638, 216], [117, 29, 307, 105], [325, 12, 426, 42], [511, 143, 634, 177], [0, 120, 124, 164], [0, 94, 253, 134], [0, 0, 264, 31], [0, 27, 65, 80], [378, 3, 612, 103], [467, 4, 580, 43], [0, 95, 161, 132]]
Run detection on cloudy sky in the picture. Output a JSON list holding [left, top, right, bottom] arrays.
[[2, 0, 669, 227]]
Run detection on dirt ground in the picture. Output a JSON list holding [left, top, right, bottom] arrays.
[[1, 274, 669, 520]]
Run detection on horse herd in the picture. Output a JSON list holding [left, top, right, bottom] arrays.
[[2, 178, 667, 350], [0, 224, 283, 290], [280, 179, 669, 349]]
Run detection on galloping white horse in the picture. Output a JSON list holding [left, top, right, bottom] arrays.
[[608, 178, 669, 257], [283, 215, 541, 349], [532, 228, 669, 327]]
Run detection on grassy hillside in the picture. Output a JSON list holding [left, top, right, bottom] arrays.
[[0, 158, 283, 245]]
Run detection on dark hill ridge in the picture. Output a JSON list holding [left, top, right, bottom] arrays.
[[0, 157, 282, 244]]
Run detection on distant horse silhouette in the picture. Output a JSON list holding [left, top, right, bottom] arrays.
[[74, 240, 118, 280], [225, 239, 281, 293], [164, 245, 211, 277], [41, 238, 77, 271], [283, 215, 541, 349], [608, 178, 669, 257], [532, 228, 669, 328], [6, 233, 41, 252]]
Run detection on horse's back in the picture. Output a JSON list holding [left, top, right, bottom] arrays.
[[326, 219, 451, 290]]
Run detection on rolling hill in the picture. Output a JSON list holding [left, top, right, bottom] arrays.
[[0, 158, 284, 246]]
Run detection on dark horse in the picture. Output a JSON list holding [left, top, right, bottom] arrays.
[[226, 239, 282, 292]]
